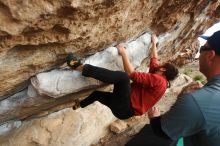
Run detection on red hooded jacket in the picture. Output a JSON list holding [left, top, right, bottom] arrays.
[[130, 57, 168, 115]]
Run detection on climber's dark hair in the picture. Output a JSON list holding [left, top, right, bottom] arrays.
[[163, 63, 179, 81]]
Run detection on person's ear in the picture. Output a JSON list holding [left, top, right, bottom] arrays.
[[207, 50, 216, 61], [206, 50, 216, 66]]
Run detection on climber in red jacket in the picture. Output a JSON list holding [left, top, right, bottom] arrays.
[[66, 34, 178, 119]]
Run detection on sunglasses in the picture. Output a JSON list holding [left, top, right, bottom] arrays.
[[199, 45, 213, 53]]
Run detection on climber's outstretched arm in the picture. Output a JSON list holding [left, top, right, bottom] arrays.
[[116, 44, 134, 75], [150, 34, 158, 59]]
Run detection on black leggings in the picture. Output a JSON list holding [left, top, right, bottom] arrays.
[[80, 64, 134, 119]]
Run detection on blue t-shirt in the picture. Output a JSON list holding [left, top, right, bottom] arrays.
[[161, 75, 220, 146]]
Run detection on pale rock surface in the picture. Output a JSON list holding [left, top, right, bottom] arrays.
[[0, 89, 29, 118], [0, 102, 116, 146], [168, 74, 193, 95], [84, 33, 153, 70], [0, 121, 21, 137], [31, 70, 102, 98], [0, 86, 50, 123], [110, 119, 128, 134]]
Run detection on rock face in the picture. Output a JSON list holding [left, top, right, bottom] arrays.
[[0, 0, 219, 145], [31, 70, 102, 98], [0, 102, 116, 146], [0, 32, 156, 123], [0, 0, 219, 98]]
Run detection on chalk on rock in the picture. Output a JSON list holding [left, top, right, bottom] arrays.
[[31, 69, 103, 98]]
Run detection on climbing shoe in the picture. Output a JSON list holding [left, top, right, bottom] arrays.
[[66, 52, 82, 69]]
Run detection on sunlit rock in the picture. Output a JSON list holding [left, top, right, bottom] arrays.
[[0, 89, 39, 123], [31, 70, 102, 98], [110, 119, 128, 134], [0, 102, 116, 146]]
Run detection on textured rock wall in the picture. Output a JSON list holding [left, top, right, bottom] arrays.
[[0, 0, 219, 99], [0, 102, 116, 146], [0, 0, 219, 135], [0, 32, 156, 123], [0, 0, 159, 98]]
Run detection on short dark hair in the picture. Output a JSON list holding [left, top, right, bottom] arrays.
[[163, 63, 179, 81]]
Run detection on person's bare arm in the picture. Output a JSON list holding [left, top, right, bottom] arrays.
[[178, 81, 203, 97], [150, 34, 158, 59], [116, 44, 134, 75]]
